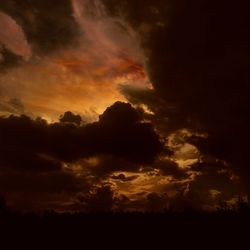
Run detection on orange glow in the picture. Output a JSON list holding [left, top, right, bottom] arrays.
[[0, 0, 151, 121]]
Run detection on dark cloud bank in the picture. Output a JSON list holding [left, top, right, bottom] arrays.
[[0, 102, 163, 211], [104, 1, 250, 193], [0, 101, 161, 166]]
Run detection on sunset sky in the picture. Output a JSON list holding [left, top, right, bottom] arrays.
[[0, 0, 249, 212]]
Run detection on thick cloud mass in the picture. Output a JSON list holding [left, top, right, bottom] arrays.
[[59, 111, 82, 126], [104, 0, 250, 193], [0, 102, 163, 211], [0, 102, 162, 170]]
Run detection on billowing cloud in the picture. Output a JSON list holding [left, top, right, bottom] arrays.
[[0, 102, 162, 166], [59, 111, 82, 125], [0, 101, 163, 211]]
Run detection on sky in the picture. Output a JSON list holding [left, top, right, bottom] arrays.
[[0, 0, 249, 212]]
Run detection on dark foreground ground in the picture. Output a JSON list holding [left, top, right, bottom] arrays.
[[0, 210, 249, 247]]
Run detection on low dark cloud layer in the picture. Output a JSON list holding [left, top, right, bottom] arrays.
[[0, 102, 162, 170], [0, 102, 163, 210]]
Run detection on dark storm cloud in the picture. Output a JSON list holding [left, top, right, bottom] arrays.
[[0, 102, 162, 211], [179, 157, 242, 209], [0, 0, 79, 54], [185, 171, 241, 210], [190, 160, 226, 174], [91, 155, 139, 177], [104, 0, 250, 192], [149, 1, 250, 191], [0, 102, 162, 172], [0, 115, 62, 173], [189, 132, 250, 191], [120, 84, 189, 134], [59, 111, 82, 126], [85, 102, 163, 164], [89, 154, 182, 180], [153, 158, 188, 179], [111, 173, 138, 182]]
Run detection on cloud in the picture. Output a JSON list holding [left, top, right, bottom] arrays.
[[120, 85, 190, 135], [111, 173, 138, 182], [59, 111, 82, 126], [0, 0, 151, 122], [0, 11, 31, 60], [84, 102, 163, 164], [0, 0, 79, 54], [103, 0, 250, 193], [153, 158, 188, 179], [0, 101, 165, 211], [0, 102, 162, 170], [75, 184, 115, 212], [90, 155, 139, 177], [0, 97, 25, 116], [184, 171, 241, 211], [0, 46, 23, 71]]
